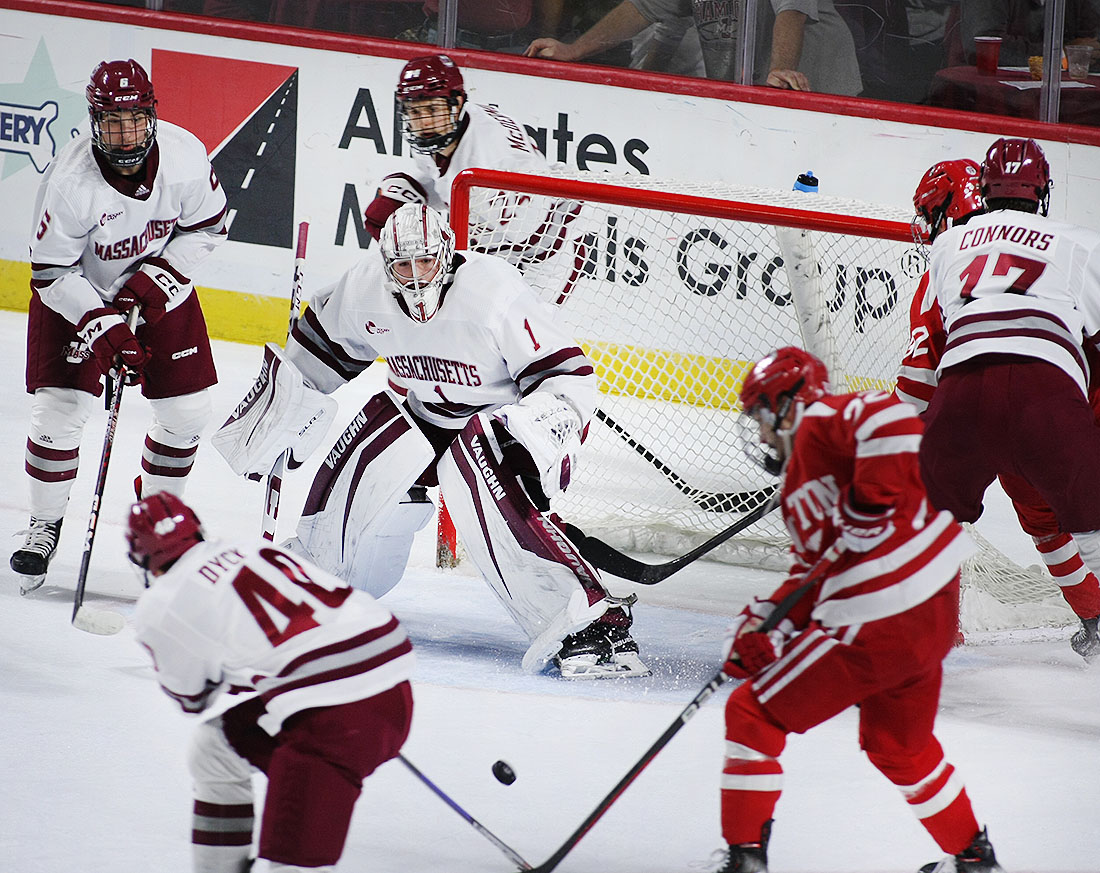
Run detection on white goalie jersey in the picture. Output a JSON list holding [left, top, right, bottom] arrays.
[[286, 248, 599, 432]]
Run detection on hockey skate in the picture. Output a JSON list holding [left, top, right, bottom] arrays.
[[693, 821, 771, 873], [919, 827, 1002, 873], [1070, 615, 1100, 661], [554, 606, 650, 679], [10, 517, 63, 595]]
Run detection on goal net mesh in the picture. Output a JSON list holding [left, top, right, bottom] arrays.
[[451, 167, 1074, 633]]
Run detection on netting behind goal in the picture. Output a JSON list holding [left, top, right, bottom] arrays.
[[448, 167, 1074, 633]]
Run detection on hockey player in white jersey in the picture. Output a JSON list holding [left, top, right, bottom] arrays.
[[11, 59, 227, 594], [214, 203, 648, 679], [921, 138, 1100, 661], [127, 492, 414, 873], [362, 54, 580, 285]]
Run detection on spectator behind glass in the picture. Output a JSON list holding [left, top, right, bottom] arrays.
[[397, 0, 534, 51], [526, 0, 862, 95], [961, 0, 1100, 67]]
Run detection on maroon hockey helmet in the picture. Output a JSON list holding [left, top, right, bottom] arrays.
[[126, 492, 204, 576], [395, 54, 467, 155], [980, 138, 1051, 215], [86, 59, 158, 169], [913, 159, 984, 243]]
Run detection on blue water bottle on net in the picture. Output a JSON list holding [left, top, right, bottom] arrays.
[[793, 170, 819, 193]]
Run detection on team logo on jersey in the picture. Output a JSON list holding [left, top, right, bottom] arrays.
[[0, 99, 58, 172]]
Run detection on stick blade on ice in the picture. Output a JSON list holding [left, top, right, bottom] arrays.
[[72, 605, 126, 636]]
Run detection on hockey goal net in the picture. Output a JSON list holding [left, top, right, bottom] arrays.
[[443, 167, 1074, 634]]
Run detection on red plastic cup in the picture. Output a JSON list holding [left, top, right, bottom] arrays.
[[975, 37, 1002, 75]]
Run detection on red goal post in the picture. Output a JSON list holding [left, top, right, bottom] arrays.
[[438, 167, 1074, 634]]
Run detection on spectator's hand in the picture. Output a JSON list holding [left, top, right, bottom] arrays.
[[766, 69, 811, 91], [525, 38, 580, 61]]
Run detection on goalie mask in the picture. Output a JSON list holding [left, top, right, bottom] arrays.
[[912, 159, 984, 245], [739, 347, 829, 475], [396, 54, 467, 155], [87, 59, 158, 170], [981, 137, 1051, 216], [126, 492, 204, 578], [381, 203, 455, 323]]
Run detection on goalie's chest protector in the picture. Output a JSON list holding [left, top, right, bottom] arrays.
[[330, 252, 554, 411]]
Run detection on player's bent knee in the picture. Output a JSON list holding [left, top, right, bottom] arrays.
[[724, 684, 787, 757], [30, 387, 95, 443], [188, 717, 253, 802], [149, 389, 213, 438]]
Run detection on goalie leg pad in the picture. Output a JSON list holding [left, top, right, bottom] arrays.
[[26, 387, 95, 519], [438, 414, 612, 671], [211, 343, 338, 477], [188, 715, 256, 873], [344, 486, 435, 597], [295, 392, 434, 589]]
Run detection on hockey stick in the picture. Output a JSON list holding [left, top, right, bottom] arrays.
[[562, 488, 780, 585], [519, 546, 839, 873], [261, 221, 309, 541], [71, 307, 141, 636], [594, 408, 771, 514], [397, 754, 533, 871]]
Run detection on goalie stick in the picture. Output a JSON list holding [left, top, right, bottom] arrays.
[[595, 408, 770, 514], [517, 545, 840, 873], [562, 487, 780, 585], [71, 307, 141, 637], [261, 221, 309, 541], [397, 754, 532, 870]]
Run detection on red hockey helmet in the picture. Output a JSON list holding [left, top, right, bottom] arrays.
[[740, 347, 829, 420], [913, 159, 984, 243], [86, 59, 158, 169], [396, 54, 467, 155], [980, 138, 1051, 215], [126, 492, 204, 576], [739, 347, 830, 474]]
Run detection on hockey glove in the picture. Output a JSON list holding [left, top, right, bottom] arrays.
[[77, 306, 149, 384], [833, 489, 896, 553], [492, 393, 583, 499], [364, 176, 426, 240], [211, 342, 338, 477], [721, 601, 784, 678], [113, 258, 192, 326]]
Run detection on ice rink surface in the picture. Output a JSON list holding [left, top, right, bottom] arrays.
[[1, 310, 1097, 873]]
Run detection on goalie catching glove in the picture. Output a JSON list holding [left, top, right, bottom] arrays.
[[113, 257, 193, 326], [492, 393, 583, 499], [211, 343, 338, 477]]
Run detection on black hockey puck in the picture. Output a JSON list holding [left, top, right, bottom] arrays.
[[492, 760, 516, 785]]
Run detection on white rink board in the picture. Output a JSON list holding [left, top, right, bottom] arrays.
[[1, 5, 1099, 305]]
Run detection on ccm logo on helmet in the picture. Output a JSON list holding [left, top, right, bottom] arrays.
[[171, 346, 198, 360]]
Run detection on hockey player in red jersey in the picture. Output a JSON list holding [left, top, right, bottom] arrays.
[[709, 347, 1001, 873], [920, 138, 1100, 660], [901, 156, 1100, 659], [213, 203, 647, 679], [11, 59, 226, 594], [127, 492, 414, 873]]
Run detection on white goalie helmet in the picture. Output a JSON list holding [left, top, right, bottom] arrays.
[[380, 203, 456, 323]]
